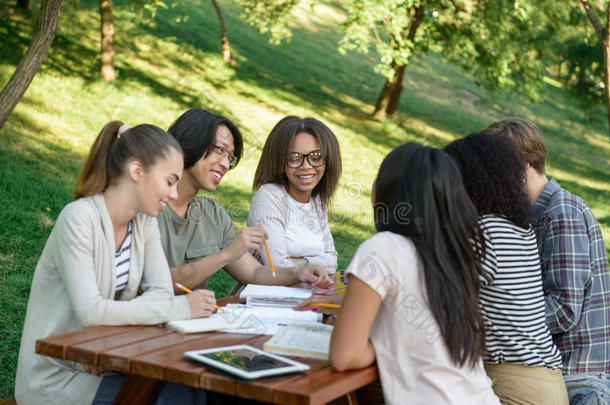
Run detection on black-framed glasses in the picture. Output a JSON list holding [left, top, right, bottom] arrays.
[[212, 144, 238, 167], [285, 150, 325, 168]]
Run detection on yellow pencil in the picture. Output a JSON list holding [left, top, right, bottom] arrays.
[[174, 282, 224, 312], [308, 302, 341, 309], [260, 224, 276, 278]]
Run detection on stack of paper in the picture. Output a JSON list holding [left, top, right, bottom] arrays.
[[166, 304, 322, 335], [263, 323, 334, 360], [239, 285, 313, 308]]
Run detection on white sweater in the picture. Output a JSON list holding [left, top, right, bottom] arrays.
[[15, 194, 191, 405]]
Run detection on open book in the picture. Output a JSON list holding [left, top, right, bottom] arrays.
[[240, 285, 313, 308], [263, 323, 333, 360], [167, 304, 322, 335]]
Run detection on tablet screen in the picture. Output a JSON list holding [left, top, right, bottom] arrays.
[[201, 347, 292, 371]]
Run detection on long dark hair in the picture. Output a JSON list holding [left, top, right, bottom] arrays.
[[168, 108, 243, 169], [444, 130, 530, 228], [74, 122, 182, 199], [374, 142, 485, 368], [252, 116, 342, 207]]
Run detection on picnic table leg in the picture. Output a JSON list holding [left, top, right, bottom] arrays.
[[112, 374, 162, 405]]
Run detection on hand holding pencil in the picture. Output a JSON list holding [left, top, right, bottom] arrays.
[[294, 295, 343, 315], [175, 282, 223, 317]]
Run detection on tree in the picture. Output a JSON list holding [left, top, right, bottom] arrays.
[[577, 0, 610, 138], [100, 0, 115, 82], [339, 0, 552, 119], [233, 0, 301, 45], [0, 0, 62, 130], [211, 0, 235, 65]]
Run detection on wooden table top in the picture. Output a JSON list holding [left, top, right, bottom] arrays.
[[35, 320, 378, 405]]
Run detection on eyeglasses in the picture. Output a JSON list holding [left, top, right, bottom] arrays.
[[211, 144, 238, 167], [285, 150, 325, 168]]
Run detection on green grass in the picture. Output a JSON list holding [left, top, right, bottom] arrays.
[[1, 0, 610, 400]]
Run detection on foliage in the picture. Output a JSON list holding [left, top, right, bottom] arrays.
[[232, 0, 301, 44], [1, 0, 610, 400]]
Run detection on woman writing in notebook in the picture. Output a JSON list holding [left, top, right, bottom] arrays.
[[16, 122, 210, 404], [248, 116, 341, 274], [298, 143, 500, 404], [157, 109, 332, 293]]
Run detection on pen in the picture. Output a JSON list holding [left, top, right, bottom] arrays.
[[308, 302, 341, 309], [260, 224, 276, 278], [174, 282, 224, 312]]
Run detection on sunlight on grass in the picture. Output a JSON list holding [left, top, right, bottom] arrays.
[[1, 0, 610, 400]]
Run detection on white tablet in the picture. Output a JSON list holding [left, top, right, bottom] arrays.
[[184, 344, 311, 380]]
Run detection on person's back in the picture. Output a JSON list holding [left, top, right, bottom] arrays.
[[328, 143, 500, 405], [486, 118, 610, 404], [445, 131, 568, 405], [346, 231, 498, 404]]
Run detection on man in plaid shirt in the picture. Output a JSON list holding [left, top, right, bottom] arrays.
[[487, 118, 610, 405]]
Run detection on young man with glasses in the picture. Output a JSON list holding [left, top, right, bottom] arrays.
[[156, 109, 333, 296]]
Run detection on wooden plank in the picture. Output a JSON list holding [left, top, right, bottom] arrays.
[[99, 330, 206, 372], [235, 357, 329, 404], [129, 332, 260, 387], [35, 326, 137, 360], [65, 326, 172, 365], [64, 326, 172, 366], [113, 374, 161, 405], [273, 365, 378, 405]]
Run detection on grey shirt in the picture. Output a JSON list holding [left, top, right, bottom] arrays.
[[157, 196, 237, 288]]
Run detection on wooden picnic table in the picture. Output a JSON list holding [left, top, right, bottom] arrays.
[[35, 296, 380, 405]]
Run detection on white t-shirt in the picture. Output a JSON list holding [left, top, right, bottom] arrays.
[[346, 232, 500, 405], [248, 183, 337, 272]]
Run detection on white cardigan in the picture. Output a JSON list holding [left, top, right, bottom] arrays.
[[15, 194, 191, 405]]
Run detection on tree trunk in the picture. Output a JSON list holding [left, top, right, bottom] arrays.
[[373, 4, 425, 118], [603, 39, 610, 139], [0, 0, 61, 130], [16, 0, 31, 11], [210, 0, 235, 65], [373, 62, 401, 120], [100, 0, 115, 82]]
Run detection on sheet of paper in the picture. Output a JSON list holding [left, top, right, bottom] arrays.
[[218, 304, 322, 335], [240, 285, 313, 300]]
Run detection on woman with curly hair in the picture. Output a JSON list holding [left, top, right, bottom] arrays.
[[445, 131, 568, 405]]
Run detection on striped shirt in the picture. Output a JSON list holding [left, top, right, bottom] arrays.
[[479, 215, 563, 369], [533, 178, 610, 374], [115, 222, 132, 293]]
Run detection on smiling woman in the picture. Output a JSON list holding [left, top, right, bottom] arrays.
[[15, 121, 214, 405], [248, 116, 342, 273], [156, 109, 333, 298]]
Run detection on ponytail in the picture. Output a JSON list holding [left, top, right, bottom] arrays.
[[73, 121, 122, 199], [73, 121, 182, 200]]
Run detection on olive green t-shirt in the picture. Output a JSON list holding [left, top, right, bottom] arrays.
[[157, 196, 237, 288]]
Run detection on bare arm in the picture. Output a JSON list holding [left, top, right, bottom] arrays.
[[225, 253, 334, 289], [171, 225, 267, 293], [330, 274, 381, 371]]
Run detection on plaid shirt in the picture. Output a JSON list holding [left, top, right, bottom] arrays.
[[533, 178, 610, 374]]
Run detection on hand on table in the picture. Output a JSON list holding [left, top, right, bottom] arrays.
[[295, 265, 334, 290], [186, 289, 216, 318], [294, 294, 344, 316]]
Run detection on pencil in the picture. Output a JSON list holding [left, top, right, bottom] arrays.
[[174, 282, 224, 312], [260, 224, 276, 278], [308, 302, 341, 309]]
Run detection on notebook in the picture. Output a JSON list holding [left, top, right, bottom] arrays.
[[167, 304, 322, 335], [239, 285, 313, 308], [263, 323, 333, 360]]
